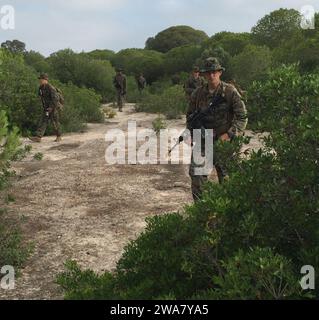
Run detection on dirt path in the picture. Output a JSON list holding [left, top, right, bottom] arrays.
[[0, 105, 262, 300]]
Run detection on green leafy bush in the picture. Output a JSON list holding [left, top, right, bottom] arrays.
[[231, 45, 272, 88], [0, 210, 33, 269], [33, 152, 44, 161], [57, 260, 117, 300], [136, 85, 188, 119], [24, 50, 52, 74], [52, 80, 104, 124], [125, 76, 144, 103], [0, 110, 21, 190], [152, 116, 167, 135], [193, 248, 302, 300], [48, 49, 115, 101], [0, 111, 32, 271], [0, 49, 41, 135]]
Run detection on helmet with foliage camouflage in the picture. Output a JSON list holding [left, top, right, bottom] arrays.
[[192, 65, 200, 73], [200, 57, 225, 73], [38, 73, 49, 80]]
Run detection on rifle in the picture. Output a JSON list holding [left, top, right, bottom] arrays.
[[168, 94, 226, 155]]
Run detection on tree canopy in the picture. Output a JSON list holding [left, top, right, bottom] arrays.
[[251, 8, 301, 48], [145, 25, 208, 53], [1, 39, 26, 54]]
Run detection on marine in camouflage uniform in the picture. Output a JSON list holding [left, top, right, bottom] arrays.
[[184, 66, 205, 101], [137, 73, 146, 93], [113, 69, 127, 112], [187, 58, 248, 201], [30, 73, 62, 143]]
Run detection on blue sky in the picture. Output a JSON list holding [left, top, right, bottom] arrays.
[[0, 0, 318, 56]]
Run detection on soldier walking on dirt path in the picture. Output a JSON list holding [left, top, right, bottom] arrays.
[[187, 58, 248, 201], [113, 68, 127, 112], [29, 73, 63, 143], [136, 73, 147, 94]]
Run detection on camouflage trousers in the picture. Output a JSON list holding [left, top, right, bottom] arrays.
[[36, 109, 61, 138], [189, 145, 228, 202], [116, 90, 125, 111]]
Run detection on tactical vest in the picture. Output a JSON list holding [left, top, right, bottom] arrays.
[[193, 82, 235, 137]]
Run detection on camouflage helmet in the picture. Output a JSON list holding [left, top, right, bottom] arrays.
[[200, 57, 225, 73], [38, 73, 49, 80], [192, 66, 200, 73]]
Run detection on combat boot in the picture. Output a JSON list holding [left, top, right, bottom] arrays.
[[29, 136, 42, 143], [55, 136, 62, 143]]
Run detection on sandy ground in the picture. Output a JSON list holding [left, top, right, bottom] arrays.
[[0, 104, 263, 300]]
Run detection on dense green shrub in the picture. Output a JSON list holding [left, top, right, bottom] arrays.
[[0, 111, 32, 271], [136, 85, 187, 119], [24, 50, 51, 74], [247, 64, 319, 130], [57, 260, 118, 300], [193, 248, 302, 300], [0, 210, 32, 269], [0, 49, 41, 135], [125, 76, 144, 103], [152, 116, 167, 135], [231, 45, 272, 88], [48, 49, 115, 101], [52, 80, 104, 124]]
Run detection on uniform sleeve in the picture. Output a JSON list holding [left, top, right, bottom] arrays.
[[49, 86, 60, 109], [186, 88, 200, 129], [228, 87, 248, 137], [123, 76, 127, 92], [184, 79, 193, 96]]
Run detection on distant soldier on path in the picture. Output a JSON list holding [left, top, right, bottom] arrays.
[[187, 58, 248, 201], [113, 68, 127, 112], [136, 73, 147, 94], [30, 73, 63, 143], [184, 66, 205, 101]]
